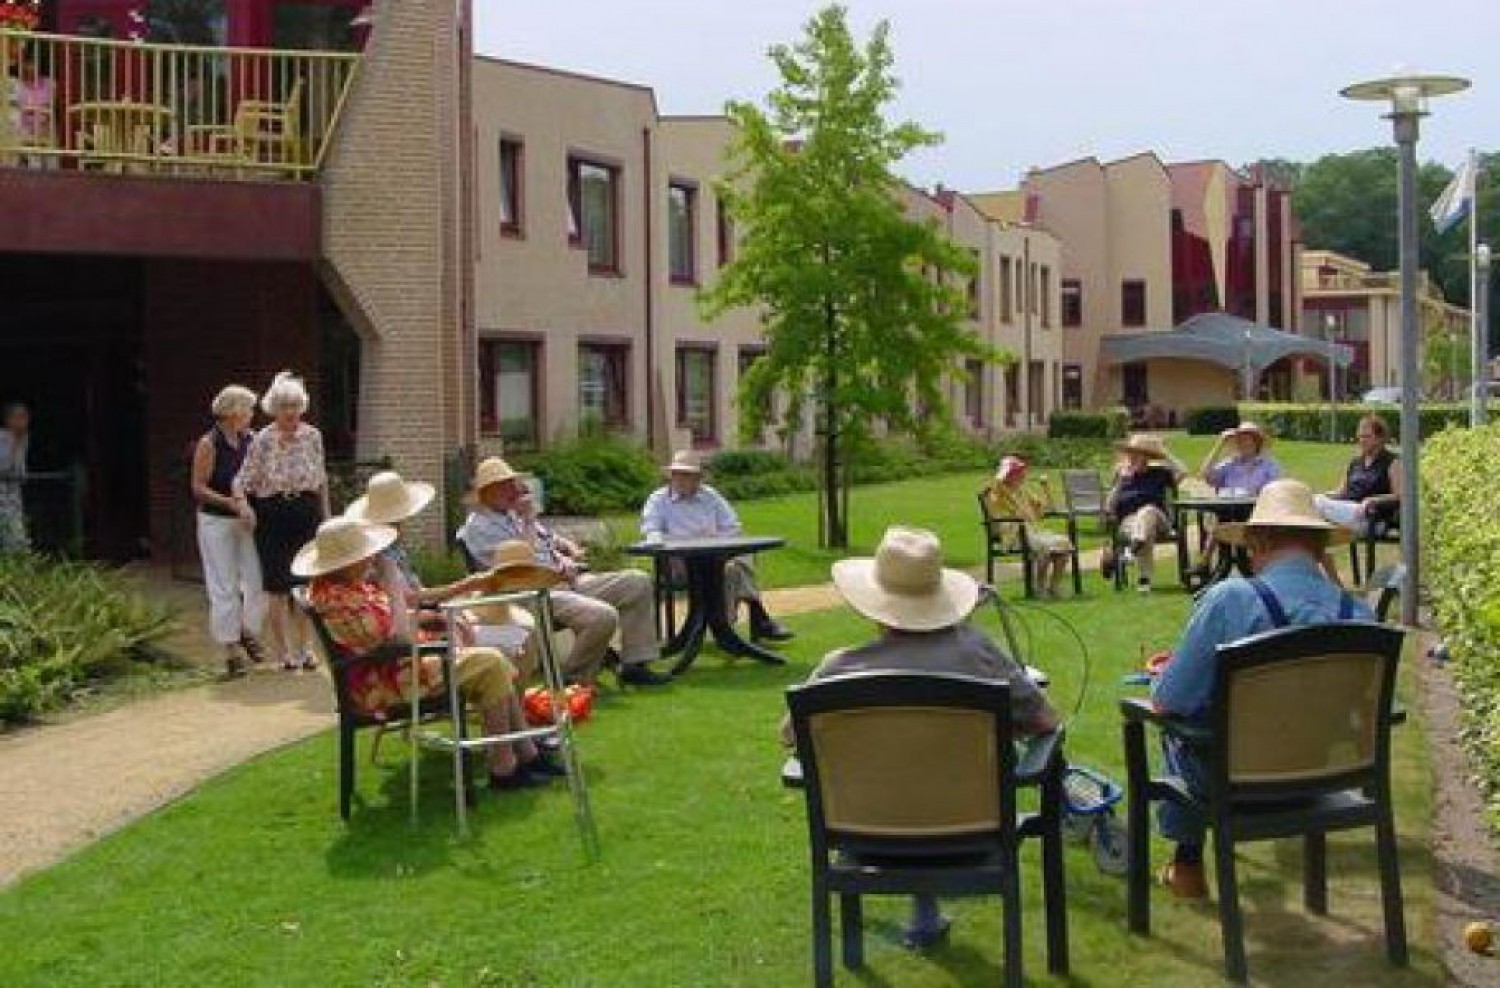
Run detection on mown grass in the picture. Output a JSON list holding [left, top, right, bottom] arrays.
[[0, 581, 1438, 986]]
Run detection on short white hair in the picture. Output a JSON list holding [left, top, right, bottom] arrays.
[[211, 384, 258, 419], [260, 370, 309, 416]]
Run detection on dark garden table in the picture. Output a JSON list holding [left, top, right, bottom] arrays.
[[626, 534, 787, 675], [1172, 495, 1258, 590]]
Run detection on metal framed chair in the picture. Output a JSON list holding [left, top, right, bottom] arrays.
[[1120, 622, 1407, 983], [786, 671, 1069, 988], [1061, 469, 1109, 535], [1349, 519, 1400, 587], [978, 489, 1080, 597]]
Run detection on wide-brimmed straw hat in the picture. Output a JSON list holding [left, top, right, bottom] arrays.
[[1115, 433, 1170, 460], [1225, 421, 1270, 446], [832, 526, 980, 632], [345, 471, 436, 525], [472, 457, 521, 493], [994, 456, 1028, 483], [291, 517, 397, 578], [475, 539, 568, 592], [666, 450, 702, 474], [1215, 479, 1352, 547]]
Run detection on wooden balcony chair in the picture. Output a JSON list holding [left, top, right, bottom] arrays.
[[189, 77, 306, 171]]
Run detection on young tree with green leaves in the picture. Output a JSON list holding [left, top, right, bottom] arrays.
[[702, 5, 1000, 548]]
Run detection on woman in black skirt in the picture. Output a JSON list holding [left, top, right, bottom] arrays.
[[234, 371, 329, 670]]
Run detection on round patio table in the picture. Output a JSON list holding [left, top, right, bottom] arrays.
[[625, 535, 787, 675], [1172, 495, 1257, 590]]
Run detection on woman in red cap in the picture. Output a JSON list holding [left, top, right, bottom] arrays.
[[984, 456, 1074, 597]]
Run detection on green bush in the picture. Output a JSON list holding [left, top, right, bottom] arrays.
[[1424, 423, 1500, 832], [1048, 408, 1129, 439], [1240, 402, 1469, 443], [705, 448, 816, 501], [0, 554, 176, 724], [512, 434, 660, 515], [995, 435, 1115, 472], [1183, 406, 1241, 436]]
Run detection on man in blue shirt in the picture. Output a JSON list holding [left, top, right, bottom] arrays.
[[1151, 479, 1370, 898], [641, 450, 791, 642]]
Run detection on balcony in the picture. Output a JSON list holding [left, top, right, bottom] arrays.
[[2, 27, 359, 180]]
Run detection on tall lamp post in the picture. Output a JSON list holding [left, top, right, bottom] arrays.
[[1476, 242, 1491, 425], [1324, 313, 1340, 440], [1341, 72, 1470, 627]]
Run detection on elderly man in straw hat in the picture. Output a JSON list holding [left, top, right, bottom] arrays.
[[640, 450, 792, 642], [1104, 434, 1189, 594], [1149, 479, 1371, 898], [458, 457, 670, 687], [1187, 421, 1283, 578], [779, 526, 1060, 950], [297, 517, 566, 790]]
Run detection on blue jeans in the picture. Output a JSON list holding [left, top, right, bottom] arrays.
[[1157, 735, 1210, 845]]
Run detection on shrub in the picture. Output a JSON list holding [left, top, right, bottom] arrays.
[[995, 435, 1115, 473], [1240, 402, 1469, 443], [0, 554, 176, 724], [1048, 408, 1129, 439], [1424, 423, 1500, 831], [512, 434, 660, 515], [706, 447, 816, 501], [1183, 406, 1241, 436]]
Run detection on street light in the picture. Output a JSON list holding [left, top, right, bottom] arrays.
[[1323, 312, 1340, 441], [1341, 71, 1471, 627], [1477, 242, 1491, 425]]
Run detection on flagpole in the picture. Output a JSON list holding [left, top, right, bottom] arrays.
[[1471, 150, 1484, 426]]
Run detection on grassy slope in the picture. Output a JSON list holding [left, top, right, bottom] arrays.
[[0, 581, 1437, 986]]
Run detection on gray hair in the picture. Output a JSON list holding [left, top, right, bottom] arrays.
[[260, 370, 309, 416], [211, 384, 258, 419]]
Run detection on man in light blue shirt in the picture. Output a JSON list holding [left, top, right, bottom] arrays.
[[1151, 479, 1371, 899], [1199, 421, 1281, 497], [641, 451, 792, 642]]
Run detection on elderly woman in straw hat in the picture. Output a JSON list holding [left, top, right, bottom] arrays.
[[1149, 479, 1370, 899], [1197, 421, 1281, 497], [190, 384, 268, 677], [640, 449, 792, 641], [297, 517, 565, 790], [984, 455, 1074, 598], [1104, 434, 1188, 594], [779, 526, 1059, 950]]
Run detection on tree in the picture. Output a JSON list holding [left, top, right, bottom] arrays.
[[702, 5, 997, 548]]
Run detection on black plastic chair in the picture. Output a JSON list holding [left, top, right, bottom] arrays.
[[1349, 519, 1400, 587], [1061, 469, 1109, 535], [786, 671, 1068, 988], [1120, 622, 1407, 983], [977, 490, 1081, 597], [293, 588, 471, 821]]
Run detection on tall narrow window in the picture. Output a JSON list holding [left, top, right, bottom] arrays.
[[1062, 363, 1083, 410], [567, 157, 620, 273], [578, 342, 629, 429], [479, 338, 540, 446], [1061, 278, 1083, 327], [716, 196, 734, 268], [1122, 279, 1148, 327], [668, 181, 698, 284], [499, 138, 523, 237], [964, 357, 985, 426], [675, 345, 717, 444], [1039, 265, 1052, 327], [967, 249, 982, 319], [999, 256, 1013, 323]]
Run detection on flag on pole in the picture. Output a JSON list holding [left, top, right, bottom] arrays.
[[1431, 153, 1478, 234]]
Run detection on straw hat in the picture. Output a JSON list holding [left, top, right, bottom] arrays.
[[1215, 479, 1352, 547], [1225, 421, 1270, 447], [666, 449, 703, 474], [475, 539, 568, 592], [344, 471, 435, 525], [994, 456, 1028, 483], [1115, 433, 1169, 460], [472, 457, 521, 493], [291, 517, 397, 578], [831, 526, 980, 632]]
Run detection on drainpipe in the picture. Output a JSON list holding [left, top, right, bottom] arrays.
[[643, 125, 656, 451], [1023, 236, 1033, 429]]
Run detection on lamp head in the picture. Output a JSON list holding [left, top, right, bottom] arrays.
[[1340, 72, 1470, 117]]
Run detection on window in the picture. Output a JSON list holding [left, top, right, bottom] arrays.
[[738, 345, 772, 427], [716, 196, 734, 268], [999, 256, 1012, 323], [676, 345, 717, 444], [1062, 363, 1083, 410], [567, 157, 620, 273], [1027, 360, 1045, 419], [499, 138, 523, 236], [479, 339, 540, 446], [578, 342, 629, 429], [1039, 265, 1051, 327], [668, 181, 697, 284], [1028, 263, 1039, 314], [967, 249, 982, 319], [1123, 362, 1149, 406], [1121, 279, 1147, 327], [1061, 278, 1082, 327], [963, 358, 985, 426]]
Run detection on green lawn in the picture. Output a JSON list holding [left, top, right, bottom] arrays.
[[0, 583, 1438, 986], [607, 435, 1353, 589]]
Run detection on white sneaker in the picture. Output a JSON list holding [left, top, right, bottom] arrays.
[[1119, 547, 1135, 566]]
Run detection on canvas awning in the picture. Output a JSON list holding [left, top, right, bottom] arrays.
[[1099, 311, 1354, 375]]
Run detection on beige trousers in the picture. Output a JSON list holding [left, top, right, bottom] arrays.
[[1120, 505, 1171, 582], [550, 569, 658, 678]]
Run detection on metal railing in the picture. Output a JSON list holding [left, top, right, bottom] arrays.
[[1, 28, 359, 180]]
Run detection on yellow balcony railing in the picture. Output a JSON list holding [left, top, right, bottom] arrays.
[[1, 28, 359, 180]]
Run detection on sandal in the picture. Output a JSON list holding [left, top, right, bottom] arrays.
[[239, 635, 267, 665]]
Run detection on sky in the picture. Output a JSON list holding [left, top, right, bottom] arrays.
[[475, 0, 1497, 191]]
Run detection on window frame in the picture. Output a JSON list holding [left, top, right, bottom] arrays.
[[498, 136, 524, 239], [675, 342, 719, 446], [667, 179, 699, 286], [1061, 362, 1084, 410], [566, 154, 622, 275], [577, 339, 631, 430], [963, 357, 985, 427], [1122, 279, 1148, 328], [478, 335, 542, 448], [999, 255, 1013, 323], [1061, 278, 1083, 328], [1039, 265, 1051, 327], [967, 248, 982, 320], [716, 195, 734, 268]]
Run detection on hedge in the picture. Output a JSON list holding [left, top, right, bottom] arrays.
[[1183, 406, 1241, 436], [511, 434, 660, 515], [1239, 402, 1470, 443], [1424, 423, 1500, 832], [1048, 408, 1129, 439]]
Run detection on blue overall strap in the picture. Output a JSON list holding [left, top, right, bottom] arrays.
[[1337, 591, 1356, 621], [1248, 577, 1289, 628]]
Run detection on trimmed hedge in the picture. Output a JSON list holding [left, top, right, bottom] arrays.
[[1424, 423, 1500, 832], [1183, 406, 1241, 436], [512, 434, 660, 515], [1240, 402, 1470, 443], [706, 448, 816, 501], [1048, 408, 1129, 439]]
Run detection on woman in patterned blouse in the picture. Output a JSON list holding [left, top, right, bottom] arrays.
[[234, 371, 329, 671]]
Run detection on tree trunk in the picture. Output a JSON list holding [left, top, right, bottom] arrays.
[[820, 303, 847, 549]]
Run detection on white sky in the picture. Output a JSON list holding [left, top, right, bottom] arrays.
[[475, 0, 1496, 190]]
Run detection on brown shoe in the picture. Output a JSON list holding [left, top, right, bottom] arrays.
[[1160, 862, 1209, 900]]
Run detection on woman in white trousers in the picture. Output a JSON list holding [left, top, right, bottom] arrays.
[[191, 386, 268, 677]]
